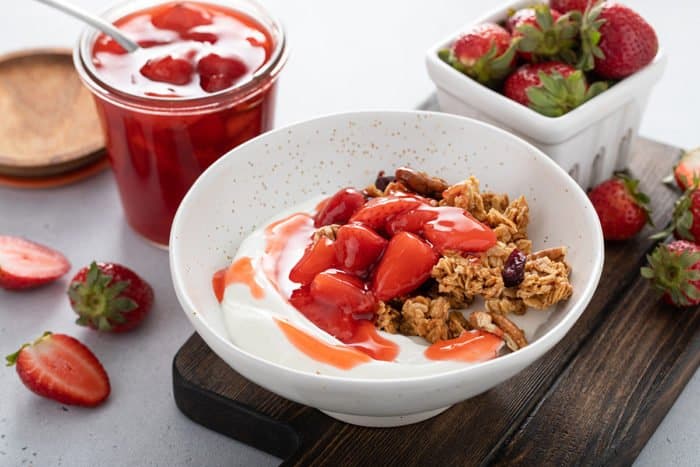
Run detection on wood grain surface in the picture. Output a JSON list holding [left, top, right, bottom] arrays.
[[0, 49, 104, 177], [173, 137, 699, 466]]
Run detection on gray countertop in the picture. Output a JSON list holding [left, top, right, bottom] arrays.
[[1, 0, 698, 465]]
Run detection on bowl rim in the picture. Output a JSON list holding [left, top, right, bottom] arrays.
[[424, 0, 667, 142], [169, 109, 604, 385]]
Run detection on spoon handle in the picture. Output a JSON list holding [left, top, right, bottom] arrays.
[[34, 0, 139, 52]]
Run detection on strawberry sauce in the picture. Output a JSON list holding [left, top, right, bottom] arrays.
[[84, 2, 282, 246], [425, 330, 503, 362], [212, 256, 265, 303]]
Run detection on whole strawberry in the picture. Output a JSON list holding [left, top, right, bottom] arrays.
[[439, 23, 517, 87], [673, 148, 700, 192], [6, 332, 110, 407], [579, 1, 658, 77], [588, 174, 652, 240], [655, 187, 700, 243], [641, 241, 700, 307], [68, 261, 154, 333], [506, 5, 578, 63], [550, 0, 593, 13], [503, 62, 607, 117]]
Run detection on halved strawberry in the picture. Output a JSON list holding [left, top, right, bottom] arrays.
[[0, 236, 70, 290], [334, 224, 388, 276], [310, 269, 376, 316], [289, 236, 337, 285], [6, 332, 110, 407], [673, 148, 700, 191], [349, 195, 425, 231], [140, 55, 194, 85], [371, 232, 439, 301], [314, 188, 366, 228], [68, 262, 154, 333], [151, 2, 212, 32]]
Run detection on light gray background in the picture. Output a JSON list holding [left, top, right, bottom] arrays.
[[1, 1, 698, 466]]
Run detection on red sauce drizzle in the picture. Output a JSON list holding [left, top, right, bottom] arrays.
[[425, 330, 504, 363], [212, 256, 264, 302]]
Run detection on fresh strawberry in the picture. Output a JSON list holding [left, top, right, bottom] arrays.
[[6, 332, 110, 407], [349, 195, 425, 231], [641, 241, 700, 307], [656, 188, 700, 243], [68, 262, 154, 333], [438, 23, 517, 87], [673, 148, 700, 191], [140, 55, 194, 85], [310, 270, 376, 315], [507, 5, 578, 63], [289, 236, 337, 285], [588, 174, 652, 240], [0, 236, 70, 290], [334, 224, 387, 276], [371, 232, 438, 301], [314, 188, 366, 228], [151, 2, 212, 32], [503, 62, 607, 117], [550, 0, 593, 13], [422, 207, 497, 253], [579, 1, 658, 77], [196, 54, 248, 93]]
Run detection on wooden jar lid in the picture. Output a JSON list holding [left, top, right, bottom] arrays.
[[0, 48, 106, 180]]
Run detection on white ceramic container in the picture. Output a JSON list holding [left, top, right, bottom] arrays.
[[425, 0, 667, 188], [169, 111, 604, 427]]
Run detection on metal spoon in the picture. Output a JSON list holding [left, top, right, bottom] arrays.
[[34, 0, 139, 52]]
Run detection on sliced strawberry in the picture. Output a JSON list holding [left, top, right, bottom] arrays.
[[6, 332, 110, 407], [314, 188, 366, 228], [196, 53, 248, 93], [422, 207, 497, 253], [349, 195, 425, 231], [140, 55, 194, 85], [151, 2, 212, 33], [310, 269, 376, 316], [674, 148, 700, 191], [68, 262, 154, 333], [0, 236, 70, 290], [181, 30, 218, 44], [385, 206, 437, 236], [289, 236, 337, 285], [371, 232, 439, 301], [335, 224, 388, 276]]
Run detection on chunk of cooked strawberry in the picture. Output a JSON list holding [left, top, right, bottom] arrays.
[[196, 53, 248, 93], [310, 269, 377, 316], [371, 232, 438, 301], [334, 224, 388, 276], [422, 207, 497, 253], [289, 236, 337, 285], [151, 2, 212, 33], [314, 188, 366, 228], [289, 286, 356, 341], [140, 55, 194, 85], [349, 195, 425, 231], [384, 206, 437, 236]]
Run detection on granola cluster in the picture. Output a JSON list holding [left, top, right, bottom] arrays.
[[362, 168, 573, 353]]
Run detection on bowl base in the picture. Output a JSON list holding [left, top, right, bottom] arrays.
[[320, 406, 451, 427]]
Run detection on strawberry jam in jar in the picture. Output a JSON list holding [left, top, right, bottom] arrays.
[[74, 1, 287, 247]]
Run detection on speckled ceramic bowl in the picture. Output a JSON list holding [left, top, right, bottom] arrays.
[[169, 111, 604, 427]]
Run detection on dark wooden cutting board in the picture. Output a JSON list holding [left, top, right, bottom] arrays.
[[172, 108, 699, 466]]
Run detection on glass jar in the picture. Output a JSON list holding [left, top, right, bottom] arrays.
[[74, 0, 287, 247]]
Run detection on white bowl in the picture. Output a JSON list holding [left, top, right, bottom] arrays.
[[170, 111, 604, 427], [425, 0, 667, 189]]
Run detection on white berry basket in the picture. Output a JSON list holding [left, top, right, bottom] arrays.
[[425, 0, 667, 189]]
